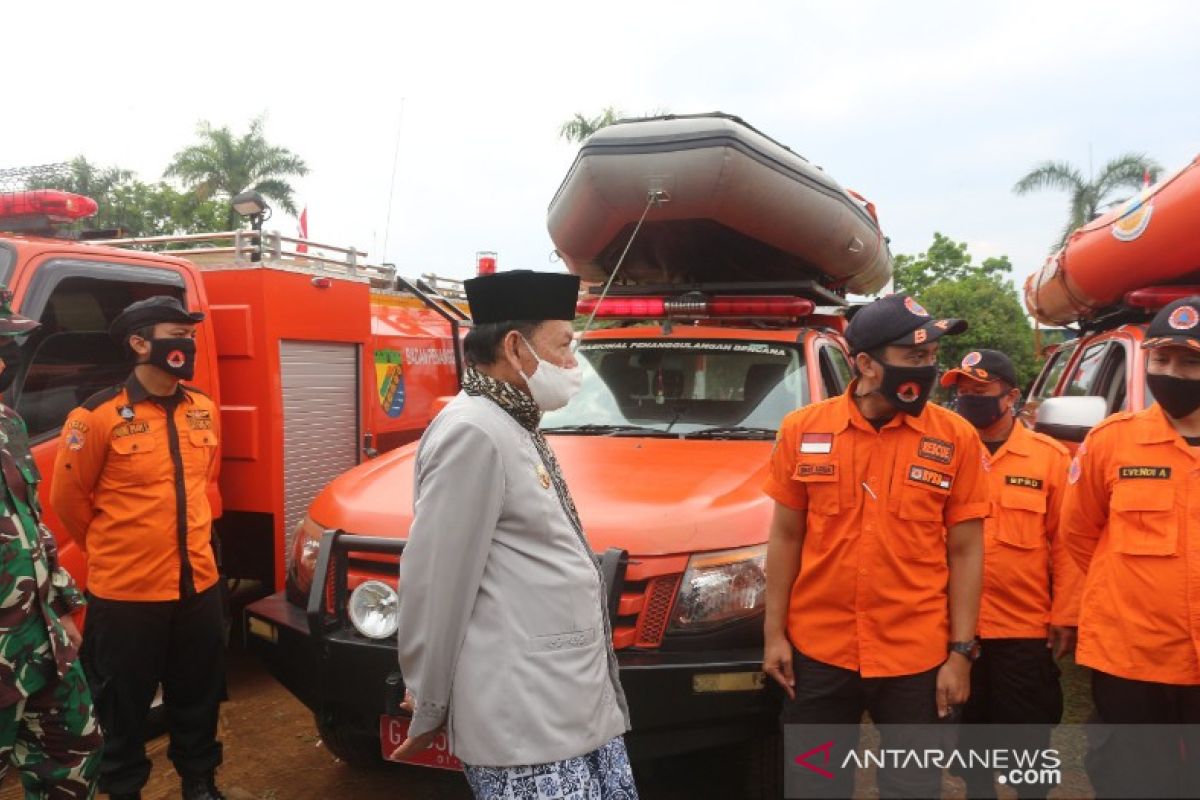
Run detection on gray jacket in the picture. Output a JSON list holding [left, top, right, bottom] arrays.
[[397, 392, 630, 767]]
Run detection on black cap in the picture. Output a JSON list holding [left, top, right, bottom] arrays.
[[464, 270, 580, 325], [844, 293, 967, 354], [0, 287, 40, 337], [109, 295, 205, 344], [940, 348, 1018, 388], [1141, 295, 1200, 352]]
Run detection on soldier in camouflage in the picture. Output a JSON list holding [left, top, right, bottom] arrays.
[[0, 288, 102, 798]]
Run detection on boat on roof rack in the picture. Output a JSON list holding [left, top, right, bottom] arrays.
[[547, 112, 894, 295]]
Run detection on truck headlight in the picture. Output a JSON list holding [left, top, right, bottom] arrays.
[[349, 580, 400, 639], [669, 544, 767, 632], [287, 515, 325, 599]]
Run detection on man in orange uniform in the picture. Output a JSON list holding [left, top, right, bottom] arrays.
[[941, 349, 1080, 799], [50, 296, 225, 800], [763, 293, 987, 798], [1063, 296, 1200, 798]]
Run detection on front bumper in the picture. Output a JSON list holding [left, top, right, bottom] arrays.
[[246, 589, 777, 761], [250, 531, 777, 761]]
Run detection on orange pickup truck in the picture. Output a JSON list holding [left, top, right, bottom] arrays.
[[245, 281, 854, 796]]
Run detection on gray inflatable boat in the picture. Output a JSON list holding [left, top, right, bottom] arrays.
[[547, 113, 893, 294]]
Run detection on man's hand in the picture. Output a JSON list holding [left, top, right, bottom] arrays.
[[389, 690, 444, 760], [763, 633, 796, 700], [1047, 626, 1077, 660], [936, 653, 972, 718], [60, 615, 82, 650]]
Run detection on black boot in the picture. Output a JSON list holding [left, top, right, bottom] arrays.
[[181, 774, 225, 800]]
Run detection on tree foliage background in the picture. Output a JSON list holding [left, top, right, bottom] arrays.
[[893, 233, 1039, 388]]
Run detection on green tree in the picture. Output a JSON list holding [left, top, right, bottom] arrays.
[[892, 232, 1011, 297], [559, 106, 623, 143], [165, 116, 308, 228], [893, 233, 1038, 387], [1013, 153, 1162, 249], [26, 157, 227, 238]]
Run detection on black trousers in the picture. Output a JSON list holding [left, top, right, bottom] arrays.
[[955, 638, 1064, 799], [81, 585, 225, 795], [1086, 670, 1200, 799], [781, 649, 943, 799]]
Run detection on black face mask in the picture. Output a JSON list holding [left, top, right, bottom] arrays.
[[1147, 372, 1200, 419], [146, 337, 197, 381], [0, 339, 24, 394], [956, 394, 1008, 429], [875, 361, 939, 417]]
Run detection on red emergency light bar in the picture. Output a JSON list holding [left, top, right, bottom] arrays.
[[577, 294, 815, 320], [0, 190, 99, 223], [1124, 285, 1200, 309]]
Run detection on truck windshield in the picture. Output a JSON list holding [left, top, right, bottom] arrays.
[[541, 340, 807, 437]]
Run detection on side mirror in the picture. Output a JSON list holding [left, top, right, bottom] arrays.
[[1034, 396, 1109, 443], [429, 395, 455, 419]]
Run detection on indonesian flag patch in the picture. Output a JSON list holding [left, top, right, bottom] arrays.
[[800, 433, 834, 454]]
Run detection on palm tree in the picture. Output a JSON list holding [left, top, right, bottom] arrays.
[[165, 116, 308, 229], [558, 107, 623, 143], [1013, 153, 1162, 249]]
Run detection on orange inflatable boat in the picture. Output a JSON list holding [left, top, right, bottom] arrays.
[[1024, 154, 1200, 325]]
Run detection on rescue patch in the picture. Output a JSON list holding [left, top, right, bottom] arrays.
[[1168, 304, 1199, 330], [796, 463, 836, 479], [905, 297, 930, 317], [918, 436, 955, 465], [112, 421, 151, 438], [896, 381, 922, 403], [65, 419, 88, 434], [799, 433, 833, 454], [1118, 466, 1171, 480], [118, 405, 135, 421], [186, 409, 213, 430], [1068, 456, 1081, 485], [65, 429, 85, 451], [962, 351, 982, 368], [1005, 476, 1044, 490], [908, 464, 952, 490], [166, 349, 187, 369]]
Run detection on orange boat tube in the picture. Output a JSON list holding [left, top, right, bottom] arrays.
[[1024, 154, 1200, 325]]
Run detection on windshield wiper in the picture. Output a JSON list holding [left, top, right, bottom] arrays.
[[682, 426, 778, 440], [541, 424, 679, 437]]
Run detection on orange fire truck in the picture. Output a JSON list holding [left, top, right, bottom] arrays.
[[0, 189, 464, 592]]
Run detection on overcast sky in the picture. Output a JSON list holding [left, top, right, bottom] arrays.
[[7, 0, 1198, 292]]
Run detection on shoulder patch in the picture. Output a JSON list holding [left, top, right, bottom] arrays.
[[81, 384, 124, 411]]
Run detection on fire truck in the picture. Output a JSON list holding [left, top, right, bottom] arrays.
[[0, 189, 464, 592]]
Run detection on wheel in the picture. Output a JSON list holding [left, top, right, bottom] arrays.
[[315, 714, 384, 767]]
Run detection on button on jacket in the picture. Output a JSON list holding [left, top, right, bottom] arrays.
[[50, 375, 220, 602], [1063, 405, 1200, 685], [763, 383, 989, 677], [978, 422, 1081, 638]]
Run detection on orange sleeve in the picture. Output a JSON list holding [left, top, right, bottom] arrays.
[[1045, 444, 1084, 625], [945, 435, 990, 527], [49, 406, 108, 551], [1061, 430, 1110, 573], [763, 422, 807, 510]]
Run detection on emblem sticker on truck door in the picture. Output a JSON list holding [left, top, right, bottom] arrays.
[[375, 349, 406, 418]]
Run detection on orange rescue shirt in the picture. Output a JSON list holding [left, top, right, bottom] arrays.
[[1062, 405, 1200, 685], [50, 375, 220, 601], [978, 421, 1081, 639], [764, 384, 989, 677]]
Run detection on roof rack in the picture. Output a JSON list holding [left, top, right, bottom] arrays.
[[588, 279, 847, 307], [86, 229, 396, 287]]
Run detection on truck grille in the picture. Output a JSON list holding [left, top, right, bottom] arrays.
[[612, 572, 682, 650]]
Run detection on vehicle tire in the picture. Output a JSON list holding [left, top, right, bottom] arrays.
[[315, 714, 384, 768]]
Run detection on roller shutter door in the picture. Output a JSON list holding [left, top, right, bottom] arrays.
[[280, 341, 360, 554]]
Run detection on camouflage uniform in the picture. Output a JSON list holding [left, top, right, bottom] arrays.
[[0, 291, 102, 799]]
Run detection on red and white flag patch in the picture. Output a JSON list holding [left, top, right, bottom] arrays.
[[800, 433, 834, 454]]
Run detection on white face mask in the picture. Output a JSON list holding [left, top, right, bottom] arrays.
[[518, 334, 583, 411]]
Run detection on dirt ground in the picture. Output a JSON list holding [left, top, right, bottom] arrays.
[[1, 641, 1097, 800]]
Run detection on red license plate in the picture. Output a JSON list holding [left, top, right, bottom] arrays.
[[379, 715, 463, 771]]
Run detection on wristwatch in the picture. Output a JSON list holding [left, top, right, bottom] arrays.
[[948, 639, 981, 661]]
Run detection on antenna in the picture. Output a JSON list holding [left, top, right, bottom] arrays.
[[382, 97, 405, 262]]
